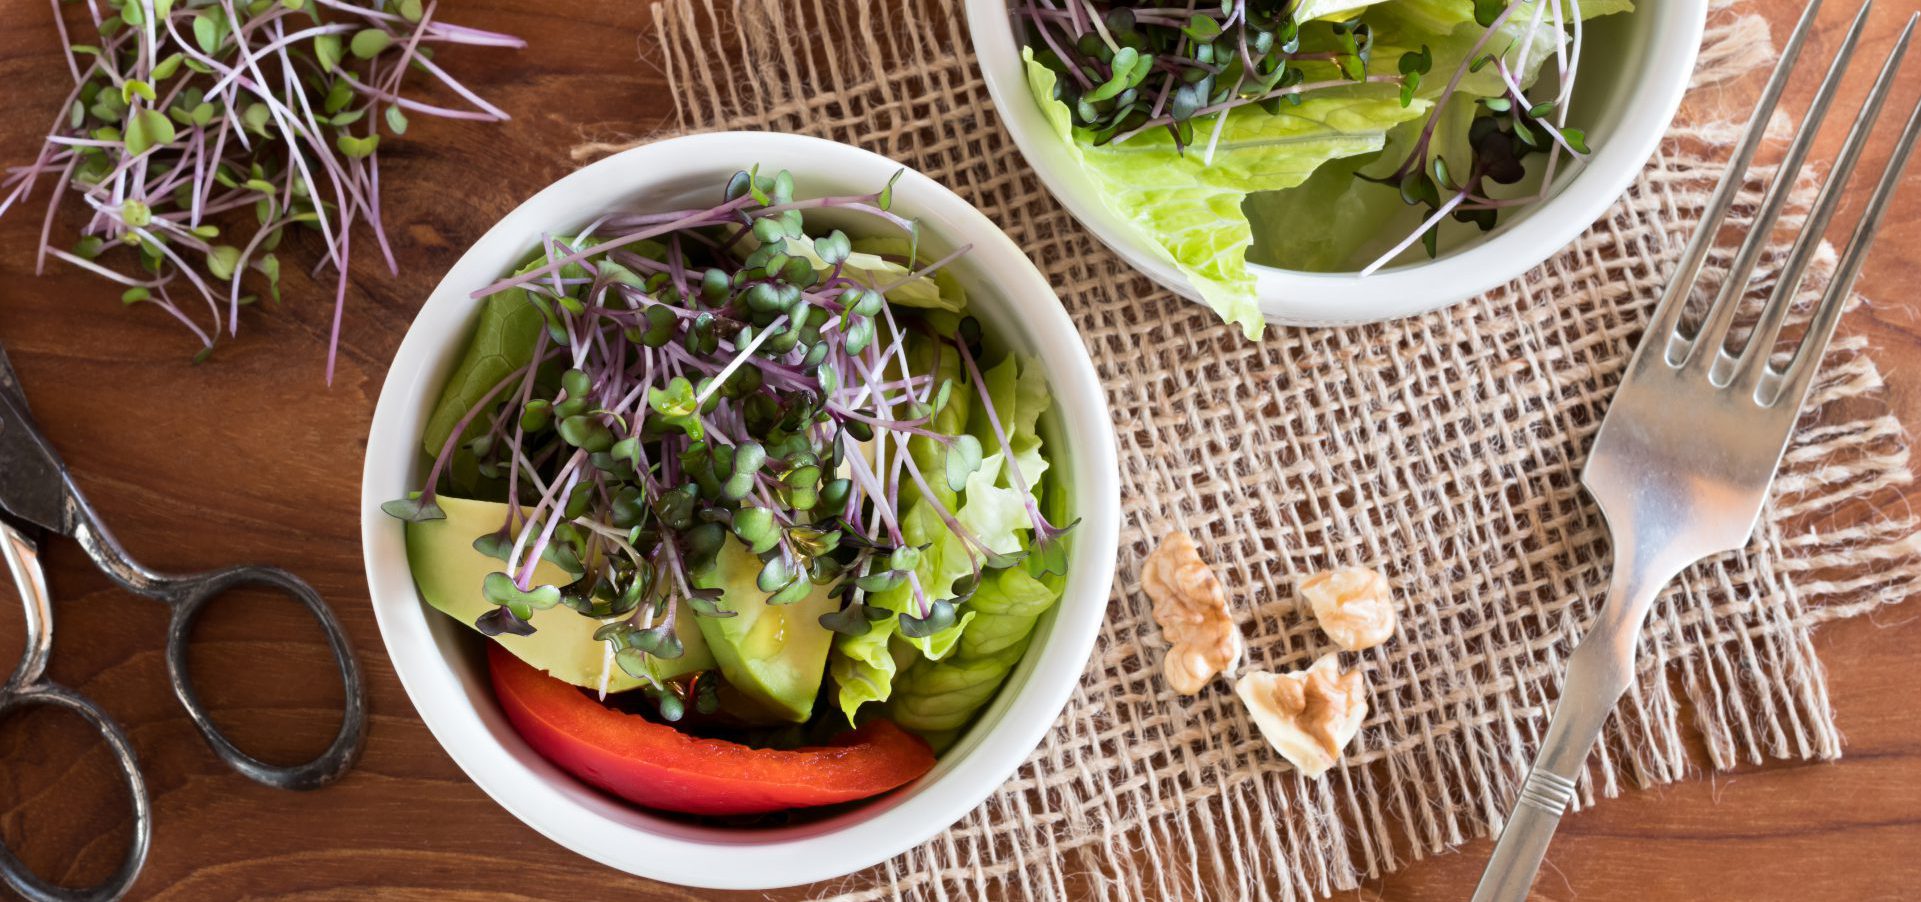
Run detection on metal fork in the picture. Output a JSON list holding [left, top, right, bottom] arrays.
[[1470, 2, 1921, 899]]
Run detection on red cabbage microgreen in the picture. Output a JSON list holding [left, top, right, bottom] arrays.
[[1018, 0, 1386, 154], [385, 169, 1073, 719], [1, 0, 522, 379], [1359, 0, 1593, 273]]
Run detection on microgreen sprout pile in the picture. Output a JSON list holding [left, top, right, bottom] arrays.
[[1019, 0, 1396, 154], [384, 168, 1076, 721], [1, 0, 522, 379]]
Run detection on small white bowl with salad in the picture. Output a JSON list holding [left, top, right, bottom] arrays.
[[359, 132, 1119, 889], [970, 0, 1708, 331]]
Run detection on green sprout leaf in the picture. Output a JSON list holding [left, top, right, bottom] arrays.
[[314, 33, 344, 71], [482, 571, 562, 614], [124, 108, 175, 156], [381, 494, 445, 522], [897, 598, 958, 638], [943, 434, 983, 492], [350, 28, 394, 59], [335, 132, 380, 158], [205, 245, 241, 280]]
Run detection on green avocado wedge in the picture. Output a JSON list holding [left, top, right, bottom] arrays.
[[405, 495, 714, 691], [694, 539, 838, 723]]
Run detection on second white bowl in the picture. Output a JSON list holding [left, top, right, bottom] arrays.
[[966, 0, 1708, 326]]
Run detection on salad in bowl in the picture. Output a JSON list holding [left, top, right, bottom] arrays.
[[360, 133, 1117, 888], [974, 0, 1705, 329]]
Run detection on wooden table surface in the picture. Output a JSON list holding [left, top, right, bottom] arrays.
[[0, 1, 1916, 900]]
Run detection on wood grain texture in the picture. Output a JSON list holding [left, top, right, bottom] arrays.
[[0, 1, 1917, 899]]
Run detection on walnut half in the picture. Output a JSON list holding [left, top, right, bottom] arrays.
[[1236, 654, 1369, 778], [1142, 531, 1244, 695], [1301, 567, 1396, 651]]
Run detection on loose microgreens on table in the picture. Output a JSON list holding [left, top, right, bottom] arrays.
[[0, 0, 522, 380], [384, 169, 1075, 721], [1020, 0, 1592, 271]]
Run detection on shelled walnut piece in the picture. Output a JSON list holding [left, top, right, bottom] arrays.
[[1236, 654, 1369, 778], [1301, 566, 1396, 651], [1142, 531, 1243, 694]]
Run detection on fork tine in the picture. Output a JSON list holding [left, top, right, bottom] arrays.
[[1641, 0, 1826, 364], [1734, 13, 1918, 396], [1771, 56, 1921, 412], [1684, 0, 1877, 378]]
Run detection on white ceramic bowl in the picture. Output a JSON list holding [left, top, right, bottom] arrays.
[[966, 0, 1708, 326], [359, 132, 1120, 890]]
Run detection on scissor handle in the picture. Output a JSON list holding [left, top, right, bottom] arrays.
[[64, 500, 368, 791], [160, 565, 368, 791], [0, 684, 152, 902]]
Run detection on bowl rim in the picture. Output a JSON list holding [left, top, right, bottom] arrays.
[[963, 0, 1710, 326], [358, 131, 1120, 890]]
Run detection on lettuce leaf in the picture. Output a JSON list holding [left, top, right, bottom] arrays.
[[829, 617, 898, 725], [829, 352, 1059, 723], [1381, 0, 1631, 38], [849, 237, 967, 312], [886, 564, 1063, 749], [421, 287, 541, 464], [970, 352, 1051, 492], [1023, 48, 1429, 339]]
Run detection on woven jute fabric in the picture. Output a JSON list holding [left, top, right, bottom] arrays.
[[584, 1, 1921, 898]]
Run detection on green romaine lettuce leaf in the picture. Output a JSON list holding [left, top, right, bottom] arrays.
[[1023, 48, 1429, 339]]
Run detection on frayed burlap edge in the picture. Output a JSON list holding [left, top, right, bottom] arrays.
[[581, 2, 1921, 899]]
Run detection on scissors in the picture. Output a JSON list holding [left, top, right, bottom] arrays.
[[0, 344, 368, 902]]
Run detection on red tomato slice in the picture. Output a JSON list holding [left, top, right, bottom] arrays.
[[488, 642, 936, 816]]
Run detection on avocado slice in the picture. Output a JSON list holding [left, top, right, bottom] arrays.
[[405, 495, 714, 691], [693, 539, 839, 723]]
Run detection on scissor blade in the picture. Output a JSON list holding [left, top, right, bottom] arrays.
[[0, 342, 29, 415], [0, 389, 75, 536]]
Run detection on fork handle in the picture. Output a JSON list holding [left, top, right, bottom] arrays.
[[1471, 551, 1680, 902]]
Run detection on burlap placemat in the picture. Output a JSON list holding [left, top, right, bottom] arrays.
[[580, 1, 1921, 898]]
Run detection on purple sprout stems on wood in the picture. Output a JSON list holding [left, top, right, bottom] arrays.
[[0, 0, 523, 382]]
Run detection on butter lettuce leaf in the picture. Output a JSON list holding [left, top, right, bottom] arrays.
[[887, 565, 1063, 749], [1023, 48, 1428, 339], [830, 618, 899, 725], [829, 352, 1059, 722], [970, 354, 1051, 492]]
